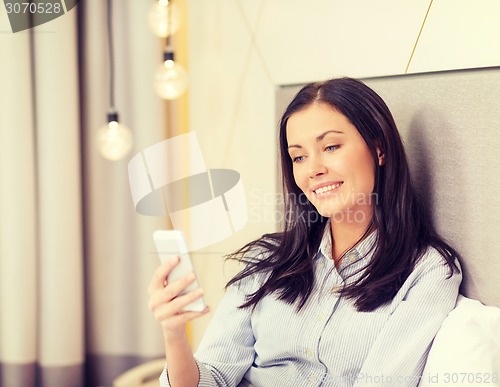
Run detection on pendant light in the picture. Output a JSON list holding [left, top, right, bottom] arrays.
[[154, 47, 189, 100], [96, 0, 133, 160], [148, 0, 181, 38], [151, 0, 188, 100]]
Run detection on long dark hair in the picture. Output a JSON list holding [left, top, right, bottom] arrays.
[[226, 77, 460, 312]]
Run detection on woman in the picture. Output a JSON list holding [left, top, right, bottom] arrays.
[[148, 78, 462, 387]]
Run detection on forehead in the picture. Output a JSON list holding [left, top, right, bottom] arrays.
[[286, 102, 358, 141]]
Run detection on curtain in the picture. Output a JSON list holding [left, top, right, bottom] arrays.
[[0, 4, 85, 386], [0, 1, 174, 386]]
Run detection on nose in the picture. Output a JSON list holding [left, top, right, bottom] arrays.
[[308, 155, 327, 178]]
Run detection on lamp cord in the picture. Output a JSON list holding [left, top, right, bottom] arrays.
[[166, 0, 172, 50], [107, 0, 115, 110]]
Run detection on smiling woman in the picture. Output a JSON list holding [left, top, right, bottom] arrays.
[[148, 77, 462, 387], [286, 103, 381, 251]]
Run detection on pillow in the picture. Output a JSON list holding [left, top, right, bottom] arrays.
[[419, 295, 500, 386]]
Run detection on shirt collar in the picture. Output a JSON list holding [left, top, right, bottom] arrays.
[[318, 222, 333, 260], [318, 221, 378, 265]]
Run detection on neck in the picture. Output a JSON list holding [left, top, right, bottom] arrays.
[[330, 214, 373, 266]]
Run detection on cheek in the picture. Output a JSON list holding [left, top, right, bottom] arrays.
[[357, 161, 376, 193], [346, 152, 376, 191], [292, 166, 310, 195], [292, 166, 305, 189]]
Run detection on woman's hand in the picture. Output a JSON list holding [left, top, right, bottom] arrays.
[[148, 257, 210, 342]]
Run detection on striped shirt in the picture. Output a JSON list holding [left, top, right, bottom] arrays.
[[160, 227, 461, 387]]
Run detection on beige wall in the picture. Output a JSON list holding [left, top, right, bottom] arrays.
[[186, 0, 500, 347]]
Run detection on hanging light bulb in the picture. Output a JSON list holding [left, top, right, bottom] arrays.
[[98, 0, 134, 161], [149, 0, 181, 38], [154, 49, 189, 100], [96, 111, 133, 160]]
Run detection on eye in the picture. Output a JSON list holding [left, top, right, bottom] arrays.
[[292, 155, 305, 163], [325, 144, 340, 152]]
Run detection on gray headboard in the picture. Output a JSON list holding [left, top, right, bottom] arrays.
[[276, 68, 500, 308]]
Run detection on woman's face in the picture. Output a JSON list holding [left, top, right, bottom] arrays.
[[286, 102, 380, 225]]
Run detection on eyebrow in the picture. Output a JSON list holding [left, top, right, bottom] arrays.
[[287, 130, 344, 149]]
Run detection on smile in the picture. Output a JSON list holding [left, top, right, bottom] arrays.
[[313, 182, 343, 195]]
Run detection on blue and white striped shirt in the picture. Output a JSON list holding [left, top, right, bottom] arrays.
[[160, 227, 461, 387]]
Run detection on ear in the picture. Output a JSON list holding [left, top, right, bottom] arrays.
[[376, 148, 385, 166]]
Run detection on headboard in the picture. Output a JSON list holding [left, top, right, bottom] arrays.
[[276, 67, 500, 308]]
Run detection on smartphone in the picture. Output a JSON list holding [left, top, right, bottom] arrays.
[[152, 230, 206, 312]]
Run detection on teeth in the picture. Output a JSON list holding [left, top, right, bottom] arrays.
[[315, 183, 342, 194]]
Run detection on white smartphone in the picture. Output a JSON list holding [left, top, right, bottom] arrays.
[[152, 230, 206, 312]]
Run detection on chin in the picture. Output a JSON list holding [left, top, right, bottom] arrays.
[[314, 206, 338, 218]]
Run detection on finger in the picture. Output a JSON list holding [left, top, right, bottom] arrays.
[[148, 272, 197, 310], [150, 285, 204, 317], [152, 292, 209, 323], [164, 272, 197, 299], [166, 306, 211, 325], [148, 257, 180, 294], [158, 306, 211, 328], [168, 287, 205, 312]]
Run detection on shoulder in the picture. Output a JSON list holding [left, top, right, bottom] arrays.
[[390, 246, 462, 307], [413, 245, 462, 279]]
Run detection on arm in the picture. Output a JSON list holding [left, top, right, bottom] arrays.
[[353, 250, 462, 387], [148, 258, 210, 387], [163, 333, 200, 387], [192, 276, 257, 386], [157, 269, 258, 387]]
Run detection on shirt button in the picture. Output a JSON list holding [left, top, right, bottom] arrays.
[[316, 313, 326, 321], [306, 348, 314, 359], [331, 285, 340, 293], [347, 252, 357, 262]]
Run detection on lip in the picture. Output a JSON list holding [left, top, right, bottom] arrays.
[[311, 181, 344, 196]]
